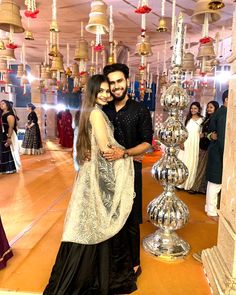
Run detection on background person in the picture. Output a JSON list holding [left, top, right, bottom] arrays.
[[21, 103, 43, 155], [189, 101, 219, 194], [0, 100, 21, 174], [177, 101, 203, 191], [205, 89, 228, 217]]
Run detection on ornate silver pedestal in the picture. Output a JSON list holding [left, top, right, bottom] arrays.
[[143, 13, 191, 260], [143, 78, 191, 260]]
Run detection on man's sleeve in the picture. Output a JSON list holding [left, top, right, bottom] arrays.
[[138, 107, 153, 145]]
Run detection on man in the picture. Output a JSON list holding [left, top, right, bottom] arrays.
[[102, 63, 153, 277], [205, 89, 228, 218], [193, 89, 228, 263]]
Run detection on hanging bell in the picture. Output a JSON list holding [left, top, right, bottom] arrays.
[[71, 62, 79, 78], [17, 64, 24, 78], [41, 64, 51, 80], [0, 39, 6, 50], [197, 40, 216, 60], [3, 72, 12, 84], [135, 35, 153, 56], [86, 0, 109, 35], [108, 54, 115, 65], [80, 72, 88, 86], [21, 70, 29, 85], [0, 42, 16, 61], [25, 30, 34, 40], [0, 59, 7, 72], [49, 44, 58, 57], [0, 0, 24, 33], [182, 52, 196, 72], [74, 38, 89, 61], [191, 0, 221, 24], [50, 19, 59, 32], [50, 52, 65, 73], [208, 0, 225, 10], [156, 18, 168, 32]]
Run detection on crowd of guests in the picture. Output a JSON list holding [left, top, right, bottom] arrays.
[[177, 89, 228, 219]]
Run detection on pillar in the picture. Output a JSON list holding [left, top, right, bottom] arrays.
[[202, 4, 236, 294]]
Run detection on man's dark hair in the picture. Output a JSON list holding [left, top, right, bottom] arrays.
[[222, 89, 228, 104], [103, 63, 129, 79]]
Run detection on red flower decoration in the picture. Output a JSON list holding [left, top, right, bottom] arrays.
[[139, 65, 146, 71], [24, 9, 39, 18], [199, 37, 212, 44], [6, 43, 17, 49], [72, 87, 80, 93], [94, 44, 104, 52], [135, 5, 152, 14], [0, 80, 6, 84], [79, 71, 87, 76]]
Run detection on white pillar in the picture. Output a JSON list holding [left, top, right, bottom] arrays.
[[202, 4, 236, 294]]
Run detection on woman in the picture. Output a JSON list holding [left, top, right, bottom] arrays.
[[60, 109, 73, 148], [43, 75, 136, 295], [21, 103, 43, 155], [72, 109, 80, 172], [0, 100, 21, 174], [0, 216, 13, 269], [177, 101, 203, 190], [189, 101, 219, 194]]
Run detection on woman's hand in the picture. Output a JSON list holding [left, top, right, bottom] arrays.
[[5, 138, 12, 147], [102, 145, 125, 161]]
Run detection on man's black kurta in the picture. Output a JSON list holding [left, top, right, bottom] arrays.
[[206, 105, 227, 184], [103, 98, 153, 223]]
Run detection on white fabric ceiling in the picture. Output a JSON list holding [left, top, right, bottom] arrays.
[[7, 0, 235, 73]]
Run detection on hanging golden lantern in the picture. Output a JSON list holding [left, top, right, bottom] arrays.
[[25, 30, 34, 40], [208, 0, 224, 10], [0, 0, 24, 32], [86, 0, 109, 35], [191, 0, 221, 24], [135, 35, 153, 56], [74, 37, 89, 61], [156, 18, 167, 32]]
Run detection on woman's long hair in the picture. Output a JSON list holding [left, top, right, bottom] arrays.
[[184, 101, 202, 126], [76, 74, 109, 164]]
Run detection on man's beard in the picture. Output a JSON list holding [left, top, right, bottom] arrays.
[[110, 85, 128, 101]]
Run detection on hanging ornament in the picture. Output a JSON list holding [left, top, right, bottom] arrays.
[[208, 0, 225, 10], [135, 0, 152, 14], [157, 0, 167, 32], [24, 0, 39, 18]]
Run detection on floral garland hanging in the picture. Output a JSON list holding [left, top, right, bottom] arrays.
[[135, 0, 151, 14], [24, 0, 39, 18]]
